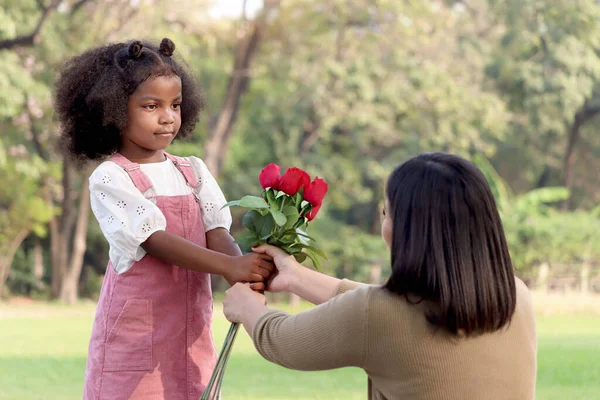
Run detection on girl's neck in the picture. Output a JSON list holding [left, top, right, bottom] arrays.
[[119, 148, 167, 164]]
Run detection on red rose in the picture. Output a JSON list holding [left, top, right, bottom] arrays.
[[279, 167, 310, 195], [304, 177, 328, 221], [303, 177, 328, 207], [259, 163, 281, 190], [306, 202, 322, 221]]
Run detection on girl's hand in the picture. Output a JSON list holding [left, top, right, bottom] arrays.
[[223, 283, 266, 323], [252, 245, 302, 293], [225, 253, 274, 287]]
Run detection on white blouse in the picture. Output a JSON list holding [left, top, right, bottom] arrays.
[[89, 156, 232, 275]]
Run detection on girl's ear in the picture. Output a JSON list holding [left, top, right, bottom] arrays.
[[159, 38, 175, 57]]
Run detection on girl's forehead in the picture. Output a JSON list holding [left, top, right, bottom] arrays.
[[134, 75, 182, 97]]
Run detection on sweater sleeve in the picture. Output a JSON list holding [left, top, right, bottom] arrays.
[[252, 286, 371, 371], [334, 279, 368, 296]]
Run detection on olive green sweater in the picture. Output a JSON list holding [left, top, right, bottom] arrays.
[[253, 278, 537, 400]]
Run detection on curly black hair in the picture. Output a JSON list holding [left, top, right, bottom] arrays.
[[55, 38, 204, 161]]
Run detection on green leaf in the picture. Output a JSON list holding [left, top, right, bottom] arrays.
[[242, 210, 275, 238], [270, 209, 287, 226], [295, 228, 316, 242], [266, 189, 279, 211], [234, 231, 260, 253], [300, 200, 310, 208], [303, 248, 322, 271], [275, 191, 287, 199], [305, 245, 327, 260], [238, 195, 269, 209], [293, 253, 308, 263], [281, 245, 302, 254], [294, 193, 302, 209], [282, 205, 300, 229], [221, 200, 240, 209]]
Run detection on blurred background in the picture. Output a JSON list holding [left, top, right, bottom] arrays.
[[0, 0, 599, 399]]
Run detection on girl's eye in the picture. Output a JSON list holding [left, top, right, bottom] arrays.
[[172, 103, 181, 109], [143, 105, 157, 110]]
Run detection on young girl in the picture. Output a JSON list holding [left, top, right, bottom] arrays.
[[55, 38, 274, 400]]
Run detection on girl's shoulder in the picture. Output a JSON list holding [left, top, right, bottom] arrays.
[[175, 155, 214, 180], [90, 159, 129, 180], [177, 155, 208, 170]]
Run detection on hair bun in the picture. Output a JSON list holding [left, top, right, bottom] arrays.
[[128, 41, 143, 59], [159, 38, 175, 57]]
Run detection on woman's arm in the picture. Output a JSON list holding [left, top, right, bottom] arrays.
[[253, 244, 364, 305], [142, 231, 272, 284], [286, 264, 342, 305], [224, 282, 369, 371]]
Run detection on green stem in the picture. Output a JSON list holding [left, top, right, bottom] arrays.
[[201, 322, 240, 399]]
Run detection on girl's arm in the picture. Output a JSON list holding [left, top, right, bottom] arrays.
[[142, 230, 271, 284], [206, 228, 263, 287], [89, 163, 273, 283]]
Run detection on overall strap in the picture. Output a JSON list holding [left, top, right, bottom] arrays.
[[164, 153, 198, 190], [108, 153, 155, 196]]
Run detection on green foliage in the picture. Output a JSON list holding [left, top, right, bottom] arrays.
[[224, 188, 326, 270], [1, 0, 599, 293]]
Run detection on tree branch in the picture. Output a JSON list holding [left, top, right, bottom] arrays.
[[0, 0, 61, 50]]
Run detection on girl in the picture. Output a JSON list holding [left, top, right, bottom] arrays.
[[223, 153, 537, 400], [54, 38, 274, 400]]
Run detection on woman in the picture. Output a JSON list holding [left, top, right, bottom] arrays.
[[223, 153, 537, 400]]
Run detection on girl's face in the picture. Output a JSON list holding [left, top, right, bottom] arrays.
[[381, 198, 393, 249], [120, 75, 182, 162]]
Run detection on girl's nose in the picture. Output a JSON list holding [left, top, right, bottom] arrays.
[[160, 108, 175, 124]]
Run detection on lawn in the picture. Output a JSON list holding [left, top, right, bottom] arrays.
[[0, 295, 599, 400]]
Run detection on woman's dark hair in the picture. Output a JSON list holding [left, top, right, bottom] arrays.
[[384, 152, 516, 336], [55, 38, 204, 161]]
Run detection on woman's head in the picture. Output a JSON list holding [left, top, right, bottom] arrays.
[[55, 38, 204, 161], [382, 152, 516, 336]]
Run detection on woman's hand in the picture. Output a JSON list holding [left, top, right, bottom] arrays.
[[223, 283, 267, 324], [252, 244, 302, 293]]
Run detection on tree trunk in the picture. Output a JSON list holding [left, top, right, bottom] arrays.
[[0, 229, 30, 298], [561, 104, 600, 210], [51, 159, 76, 297], [536, 261, 550, 293], [59, 181, 90, 303], [203, 1, 280, 177]]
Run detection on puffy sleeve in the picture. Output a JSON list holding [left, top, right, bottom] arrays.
[[89, 162, 167, 274], [187, 157, 232, 232]]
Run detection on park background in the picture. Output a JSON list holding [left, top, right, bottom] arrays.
[[0, 0, 599, 399]]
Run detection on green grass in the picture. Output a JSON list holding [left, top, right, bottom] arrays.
[[0, 300, 599, 400]]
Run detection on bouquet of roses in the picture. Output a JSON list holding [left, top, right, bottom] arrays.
[[201, 164, 328, 400], [225, 163, 328, 268]]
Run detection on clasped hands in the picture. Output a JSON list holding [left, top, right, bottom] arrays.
[[223, 245, 299, 323]]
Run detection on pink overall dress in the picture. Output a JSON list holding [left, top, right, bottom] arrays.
[[83, 152, 217, 400]]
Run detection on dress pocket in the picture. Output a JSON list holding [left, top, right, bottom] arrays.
[[104, 299, 153, 372]]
